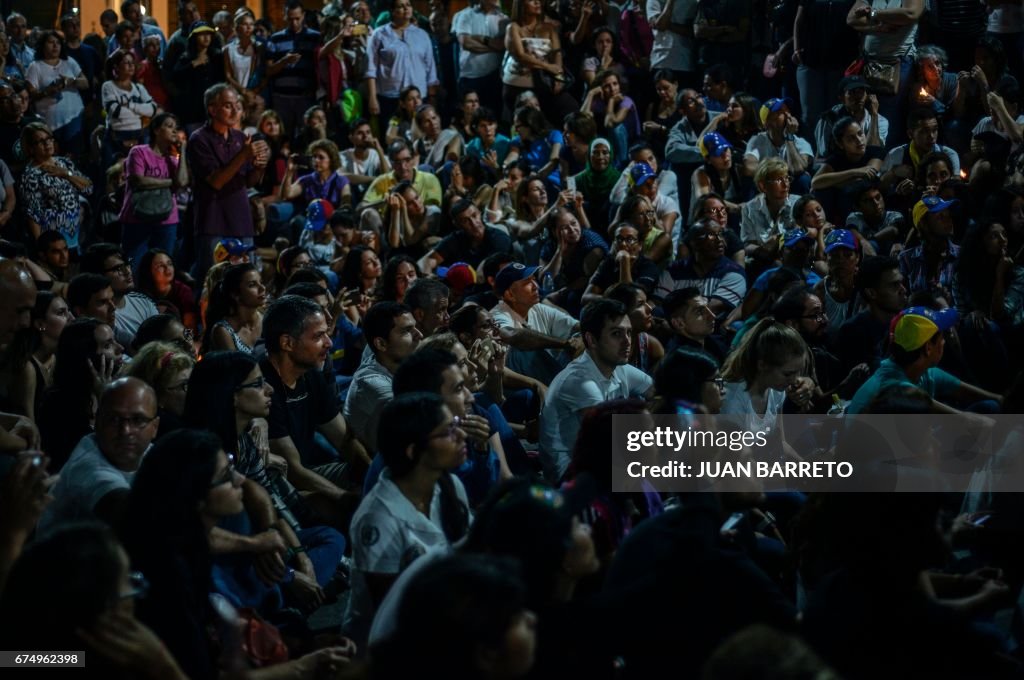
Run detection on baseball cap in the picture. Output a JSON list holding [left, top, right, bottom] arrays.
[[437, 262, 477, 296], [912, 195, 959, 228], [213, 238, 256, 264], [493, 262, 538, 296], [783, 227, 814, 248], [699, 132, 732, 159], [824, 229, 858, 253], [890, 306, 959, 351], [759, 97, 793, 126], [839, 75, 869, 93], [629, 162, 657, 188], [188, 20, 216, 38], [304, 198, 334, 231]]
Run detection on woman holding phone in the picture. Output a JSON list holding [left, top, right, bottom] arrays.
[[119, 113, 190, 267]]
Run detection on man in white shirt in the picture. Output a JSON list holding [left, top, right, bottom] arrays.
[[646, 0, 698, 85], [80, 243, 158, 351], [490, 263, 584, 386], [746, 97, 814, 193], [451, 0, 508, 114], [540, 299, 654, 482], [341, 119, 390, 202]]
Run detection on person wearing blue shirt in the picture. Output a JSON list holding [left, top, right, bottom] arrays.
[[847, 306, 1002, 414]]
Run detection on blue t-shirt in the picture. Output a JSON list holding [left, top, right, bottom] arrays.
[[753, 266, 822, 291], [510, 130, 564, 187], [846, 358, 961, 415], [466, 135, 511, 167]]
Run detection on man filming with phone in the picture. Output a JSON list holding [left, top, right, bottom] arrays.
[[187, 83, 270, 281]]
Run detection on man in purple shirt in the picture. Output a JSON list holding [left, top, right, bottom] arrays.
[[187, 84, 270, 280]]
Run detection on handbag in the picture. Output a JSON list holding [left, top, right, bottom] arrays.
[[130, 187, 174, 222], [862, 58, 900, 96], [533, 67, 575, 97]]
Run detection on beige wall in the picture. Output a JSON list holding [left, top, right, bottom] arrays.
[[78, 0, 171, 38]]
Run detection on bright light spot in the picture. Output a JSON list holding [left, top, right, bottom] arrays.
[[140, 5, 146, 14]]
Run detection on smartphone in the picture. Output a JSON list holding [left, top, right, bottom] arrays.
[[972, 514, 992, 526], [297, 155, 313, 167], [566, 175, 576, 194], [720, 512, 744, 533]]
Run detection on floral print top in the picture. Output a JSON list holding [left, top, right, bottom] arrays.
[[18, 157, 91, 250]]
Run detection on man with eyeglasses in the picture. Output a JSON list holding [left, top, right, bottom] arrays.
[[80, 243, 158, 351], [658, 219, 747, 318], [38, 378, 160, 534], [359, 139, 442, 235]]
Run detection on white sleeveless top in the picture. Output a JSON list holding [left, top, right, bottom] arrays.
[[863, 0, 918, 59], [501, 37, 552, 88]]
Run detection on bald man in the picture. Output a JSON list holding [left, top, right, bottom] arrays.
[[37, 377, 159, 534]]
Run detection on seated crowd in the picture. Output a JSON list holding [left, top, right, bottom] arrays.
[[3, 0, 1024, 677]]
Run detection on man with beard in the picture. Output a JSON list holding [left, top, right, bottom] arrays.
[[837, 256, 908, 372], [80, 243, 158, 351], [264, 296, 361, 522], [539, 299, 653, 483]]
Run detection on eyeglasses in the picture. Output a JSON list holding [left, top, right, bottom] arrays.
[[104, 258, 133, 275], [801, 312, 827, 322], [695, 230, 724, 240], [33, 135, 55, 146], [705, 207, 728, 216], [101, 413, 157, 430], [119, 571, 150, 600], [209, 453, 238, 488], [615, 236, 639, 245], [427, 415, 462, 441], [706, 377, 726, 392], [235, 376, 267, 392], [766, 176, 791, 185]]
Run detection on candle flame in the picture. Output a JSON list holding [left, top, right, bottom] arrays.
[[960, 169, 968, 179], [919, 88, 929, 97]]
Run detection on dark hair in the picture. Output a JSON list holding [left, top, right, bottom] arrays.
[[404, 277, 449, 314], [379, 255, 421, 302], [35, 30, 67, 60], [388, 138, 414, 160], [450, 197, 476, 223], [371, 555, 528, 678], [855, 255, 900, 291], [580, 298, 627, 342], [66, 273, 112, 314], [604, 282, 645, 311], [105, 47, 135, 80], [654, 348, 719, 407], [286, 267, 328, 288], [184, 351, 260, 455], [80, 242, 125, 275], [448, 303, 485, 341], [916, 150, 953, 187], [50, 317, 104, 420], [135, 248, 173, 300], [563, 110, 597, 143], [692, 192, 726, 220], [479, 252, 515, 282], [377, 393, 469, 542], [339, 245, 374, 292], [363, 301, 411, 350], [132, 313, 185, 354], [35, 230, 67, 255], [906, 107, 938, 131], [513, 106, 549, 138], [201, 263, 259, 355], [571, 400, 647, 489], [662, 286, 702, 318], [262, 295, 323, 354], [282, 282, 328, 301], [329, 207, 357, 229], [472, 106, 498, 127], [705, 63, 733, 86], [832, 116, 859, 145], [393, 348, 459, 395], [955, 222, 1003, 315], [770, 285, 814, 323], [147, 111, 179, 138], [0, 523, 123, 651], [976, 35, 1007, 81]]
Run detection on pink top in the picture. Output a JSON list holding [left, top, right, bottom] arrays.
[[119, 143, 180, 225]]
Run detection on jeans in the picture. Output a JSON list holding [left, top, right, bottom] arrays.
[[53, 114, 84, 161], [122, 222, 178, 276], [874, 56, 914, 148], [796, 65, 844, 131]]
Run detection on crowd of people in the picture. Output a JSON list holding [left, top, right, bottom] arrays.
[[1, 0, 1024, 676]]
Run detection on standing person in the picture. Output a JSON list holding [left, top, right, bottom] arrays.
[[101, 49, 159, 170], [119, 113, 189, 267], [846, 0, 923, 146], [3, 13, 34, 71], [60, 13, 102, 113], [17, 123, 92, 251], [187, 84, 270, 281], [106, 0, 168, 57], [224, 9, 268, 111], [792, 0, 858, 129], [365, 0, 440, 131], [646, 0, 698, 88], [501, 0, 577, 124], [173, 22, 226, 132], [24, 31, 88, 160], [452, 0, 508, 116], [163, 2, 201, 99], [266, 1, 322, 135]]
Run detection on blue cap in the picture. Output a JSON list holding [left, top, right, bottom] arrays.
[[783, 227, 814, 248], [629, 162, 657, 187], [759, 97, 794, 125], [494, 263, 538, 296], [303, 198, 334, 231], [824, 229, 858, 253], [699, 132, 732, 159]]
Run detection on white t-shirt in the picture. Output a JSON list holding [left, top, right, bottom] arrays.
[[881, 143, 961, 176], [746, 132, 814, 165], [115, 292, 159, 350], [344, 470, 469, 643], [646, 0, 697, 72], [451, 6, 508, 79], [341, 148, 384, 178], [539, 352, 653, 482], [491, 300, 578, 385], [25, 58, 85, 131]]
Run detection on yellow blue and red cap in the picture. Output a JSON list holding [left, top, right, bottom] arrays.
[[890, 306, 959, 351]]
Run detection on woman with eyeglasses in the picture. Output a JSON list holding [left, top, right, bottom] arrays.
[[201, 263, 266, 356], [581, 222, 661, 306], [185, 351, 351, 607], [617, 193, 672, 268], [124, 341, 194, 437], [0, 523, 190, 679], [122, 429, 355, 679], [136, 249, 197, 333], [17, 121, 93, 253], [345, 392, 471, 645], [38, 317, 124, 471]]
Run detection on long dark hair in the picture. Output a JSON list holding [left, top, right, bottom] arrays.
[[653, 348, 720, 409], [378, 254, 420, 302], [956, 221, 1001, 313], [51, 317, 103, 402], [135, 248, 172, 300], [340, 245, 373, 292], [200, 263, 258, 355], [184, 350, 260, 455], [378, 392, 470, 543]]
